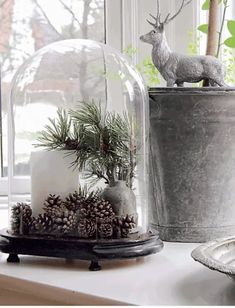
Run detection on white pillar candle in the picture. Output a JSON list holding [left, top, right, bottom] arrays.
[[30, 150, 79, 216]]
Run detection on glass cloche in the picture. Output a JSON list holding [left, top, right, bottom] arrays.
[[3, 39, 163, 270]]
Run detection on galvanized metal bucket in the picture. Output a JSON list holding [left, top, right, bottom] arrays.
[[149, 87, 235, 242]]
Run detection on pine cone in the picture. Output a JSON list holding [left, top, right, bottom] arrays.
[[63, 191, 85, 211], [29, 213, 54, 234], [53, 209, 78, 235], [43, 194, 62, 218], [11, 203, 32, 235], [77, 218, 96, 238], [113, 214, 137, 238], [98, 222, 113, 239], [80, 198, 115, 223]]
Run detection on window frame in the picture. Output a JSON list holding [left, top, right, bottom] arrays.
[[0, 0, 108, 200], [0, 0, 200, 200]]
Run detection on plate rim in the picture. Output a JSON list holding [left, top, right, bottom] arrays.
[[191, 236, 235, 276]]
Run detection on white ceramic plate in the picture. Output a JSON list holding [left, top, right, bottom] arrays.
[[191, 236, 235, 282]]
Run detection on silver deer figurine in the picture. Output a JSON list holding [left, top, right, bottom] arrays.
[[140, 0, 226, 87]]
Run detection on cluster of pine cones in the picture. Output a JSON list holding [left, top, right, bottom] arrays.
[[10, 191, 137, 239], [11, 203, 32, 235]]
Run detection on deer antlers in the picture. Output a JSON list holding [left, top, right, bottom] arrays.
[[147, 0, 193, 28]]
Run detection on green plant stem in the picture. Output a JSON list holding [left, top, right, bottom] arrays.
[[216, 0, 228, 57]]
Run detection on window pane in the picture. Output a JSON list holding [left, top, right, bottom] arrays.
[[0, 0, 105, 176]]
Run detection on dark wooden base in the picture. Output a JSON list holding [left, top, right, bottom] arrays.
[[89, 260, 102, 271], [0, 229, 163, 271], [7, 253, 20, 263]]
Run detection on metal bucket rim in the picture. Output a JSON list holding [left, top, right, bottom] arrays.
[[149, 87, 235, 95]]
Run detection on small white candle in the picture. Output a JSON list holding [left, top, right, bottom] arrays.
[[30, 150, 79, 216]]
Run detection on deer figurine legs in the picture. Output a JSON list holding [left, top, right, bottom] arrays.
[[166, 79, 225, 87], [209, 78, 227, 87], [166, 79, 184, 87], [166, 79, 176, 87]]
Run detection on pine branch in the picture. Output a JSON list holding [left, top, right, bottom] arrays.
[[36, 102, 137, 186], [70, 101, 103, 131], [35, 109, 74, 149]]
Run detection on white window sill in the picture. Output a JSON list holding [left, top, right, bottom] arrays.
[[0, 242, 234, 305]]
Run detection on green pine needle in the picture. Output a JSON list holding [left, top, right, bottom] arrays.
[[36, 101, 137, 187]]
